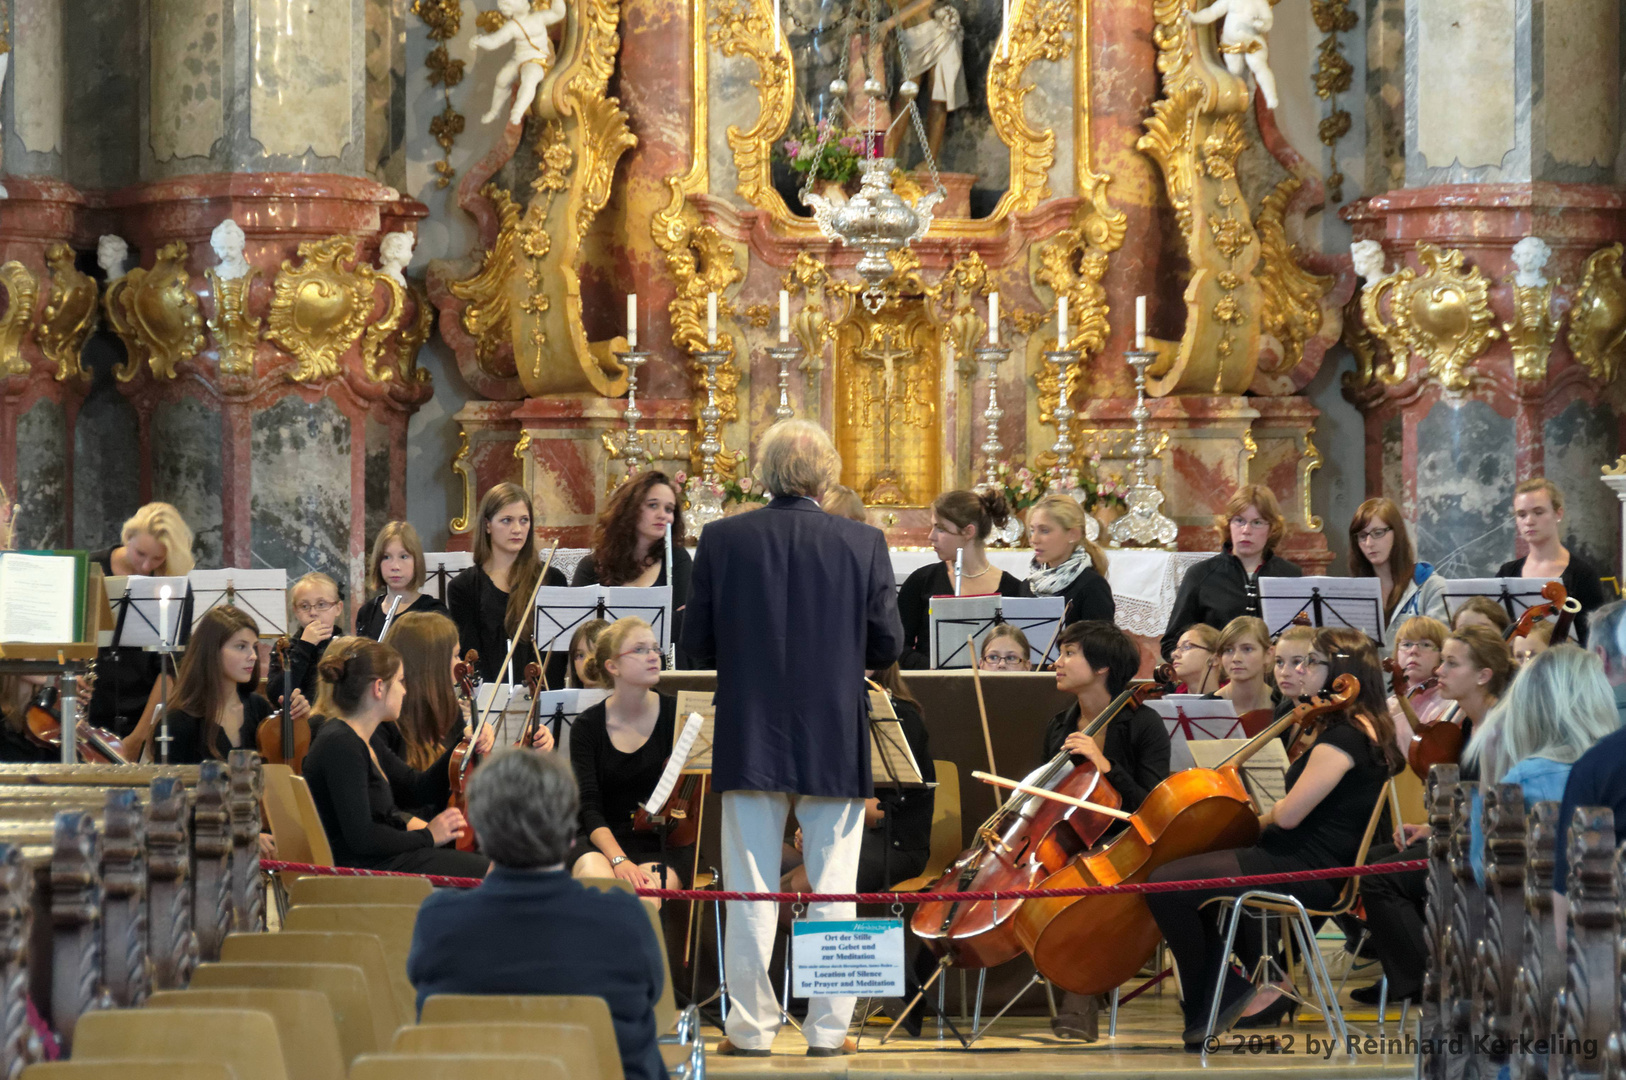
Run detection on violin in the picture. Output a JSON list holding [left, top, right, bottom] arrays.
[[448, 650, 482, 853], [631, 761, 707, 848], [1014, 675, 1360, 996], [1504, 581, 1566, 641], [910, 672, 1169, 970], [27, 668, 129, 765], [514, 661, 544, 750], [256, 636, 309, 773]]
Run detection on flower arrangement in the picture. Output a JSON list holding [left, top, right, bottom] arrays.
[[990, 457, 1129, 515], [673, 470, 721, 507], [774, 121, 864, 185], [673, 468, 767, 510], [989, 460, 1044, 513]]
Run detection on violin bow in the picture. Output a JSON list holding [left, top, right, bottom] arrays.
[[967, 635, 998, 777], [478, 539, 561, 737], [1037, 601, 1073, 669]]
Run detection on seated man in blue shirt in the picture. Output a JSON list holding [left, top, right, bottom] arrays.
[[407, 748, 668, 1080]]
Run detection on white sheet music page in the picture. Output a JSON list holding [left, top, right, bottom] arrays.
[[0, 552, 76, 643], [1187, 738, 1291, 811], [1258, 576, 1385, 641], [644, 711, 705, 815]]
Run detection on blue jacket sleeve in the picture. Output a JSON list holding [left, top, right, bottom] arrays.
[[681, 542, 717, 668], [864, 530, 904, 669]]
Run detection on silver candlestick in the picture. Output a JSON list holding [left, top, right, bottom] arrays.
[[1044, 349, 1080, 466], [767, 344, 801, 422], [1110, 348, 1179, 548], [689, 349, 730, 535], [975, 346, 1008, 485], [614, 349, 651, 473]]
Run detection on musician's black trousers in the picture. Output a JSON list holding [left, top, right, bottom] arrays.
[[1353, 841, 1429, 1000]]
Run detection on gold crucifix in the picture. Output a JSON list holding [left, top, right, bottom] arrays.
[[858, 328, 916, 505]]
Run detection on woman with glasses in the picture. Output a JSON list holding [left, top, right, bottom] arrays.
[[568, 617, 689, 902], [1271, 624, 1328, 713], [1348, 498, 1445, 651], [1169, 624, 1220, 693], [899, 488, 1031, 668], [1386, 615, 1449, 753], [1161, 485, 1301, 659], [266, 571, 344, 717], [978, 624, 1033, 671]]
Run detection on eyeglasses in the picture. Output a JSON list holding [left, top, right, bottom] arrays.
[[981, 653, 1027, 668], [1273, 656, 1327, 671], [1396, 639, 1440, 652], [617, 644, 661, 659], [1356, 526, 1393, 542], [1230, 517, 1269, 532], [1172, 642, 1212, 656], [295, 600, 339, 615]]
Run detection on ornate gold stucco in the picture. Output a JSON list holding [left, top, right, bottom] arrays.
[[104, 242, 206, 382], [38, 243, 97, 382], [1033, 178, 1129, 407], [785, 252, 835, 385], [1568, 243, 1626, 384], [1253, 178, 1333, 376], [0, 261, 37, 378], [1299, 424, 1323, 532], [1502, 278, 1557, 384], [1361, 242, 1499, 391], [652, 182, 745, 422], [205, 269, 261, 377], [450, 431, 475, 535], [450, 185, 520, 373], [267, 237, 380, 383], [396, 284, 435, 384]]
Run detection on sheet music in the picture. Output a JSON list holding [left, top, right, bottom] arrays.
[[672, 691, 716, 770], [1258, 576, 1385, 641], [532, 688, 607, 759], [1146, 696, 1243, 773], [927, 594, 1066, 668], [535, 585, 672, 653], [644, 711, 707, 815], [187, 568, 289, 636], [870, 719, 926, 787], [0, 553, 76, 643], [1438, 577, 1561, 622], [1186, 738, 1291, 812], [100, 575, 192, 648]]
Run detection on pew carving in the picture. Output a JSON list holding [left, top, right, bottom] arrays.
[[191, 762, 233, 964], [1476, 783, 1530, 1065], [227, 750, 265, 934], [1443, 779, 1484, 1079], [1600, 845, 1626, 1080], [99, 789, 149, 1008], [0, 845, 35, 1080], [1511, 802, 1564, 1080], [49, 811, 110, 1053], [1554, 808, 1617, 1080], [147, 775, 198, 991], [1421, 764, 1459, 1080]]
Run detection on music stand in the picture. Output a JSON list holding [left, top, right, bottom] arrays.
[[1259, 576, 1385, 641], [187, 569, 288, 636], [535, 585, 673, 655], [927, 595, 1066, 669], [1187, 737, 1291, 812], [1438, 576, 1561, 625], [530, 688, 608, 758], [1146, 696, 1242, 773], [423, 551, 475, 605]]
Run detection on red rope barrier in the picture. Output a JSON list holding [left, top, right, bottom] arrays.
[[263, 857, 1426, 901]]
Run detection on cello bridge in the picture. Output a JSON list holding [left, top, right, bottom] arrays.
[[975, 827, 1010, 854]]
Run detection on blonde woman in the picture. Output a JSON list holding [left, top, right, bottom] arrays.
[[266, 572, 344, 715], [1025, 494, 1113, 626], [357, 521, 447, 641]]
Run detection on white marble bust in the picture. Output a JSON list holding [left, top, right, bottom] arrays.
[[378, 231, 415, 286], [1350, 240, 1388, 286], [1511, 236, 1551, 289], [97, 234, 129, 279], [210, 219, 251, 281]]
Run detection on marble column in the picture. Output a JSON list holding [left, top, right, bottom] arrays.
[[1344, 0, 1626, 578]]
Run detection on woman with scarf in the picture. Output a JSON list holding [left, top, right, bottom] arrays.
[[1025, 494, 1114, 629]]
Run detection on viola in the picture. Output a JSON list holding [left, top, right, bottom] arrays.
[[631, 765, 707, 848], [27, 669, 129, 765], [448, 650, 482, 853], [256, 636, 309, 773], [910, 673, 1168, 969], [1013, 675, 1360, 996], [1505, 581, 1567, 641], [514, 661, 544, 750]]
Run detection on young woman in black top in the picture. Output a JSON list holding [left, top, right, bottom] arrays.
[[568, 617, 688, 904], [138, 606, 276, 766], [1025, 494, 1114, 628], [1498, 478, 1607, 644], [265, 571, 341, 716], [570, 471, 693, 667], [1144, 629, 1398, 1047], [302, 638, 494, 877], [897, 488, 1030, 669], [355, 521, 448, 641], [448, 483, 567, 685]]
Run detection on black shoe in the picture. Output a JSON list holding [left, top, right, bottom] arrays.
[[1183, 982, 1258, 1047], [716, 1039, 771, 1057], [1050, 992, 1101, 1042], [806, 1038, 857, 1057], [1233, 992, 1297, 1028], [1349, 982, 1385, 1006]]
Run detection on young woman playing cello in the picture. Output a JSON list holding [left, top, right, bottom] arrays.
[[1169, 624, 1219, 694]]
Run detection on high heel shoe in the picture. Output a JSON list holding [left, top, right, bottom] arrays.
[[1233, 992, 1298, 1029]]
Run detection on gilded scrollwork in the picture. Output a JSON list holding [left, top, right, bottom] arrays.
[[411, 0, 467, 188], [1502, 277, 1557, 384], [709, 0, 794, 216], [360, 274, 407, 383], [0, 261, 37, 377], [38, 243, 97, 382], [985, 0, 1073, 213], [104, 241, 206, 382], [1299, 424, 1323, 532], [450, 430, 475, 534], [942, 253, 990, 378], [1036, 178, 1127, 358], [396, 283, 435, 383], [267, 236, 379, 383], [1361, 242, 1499, 392], [449, 185, 520, 372], [1311, 0, 1357, 202], [653, 181, 745, 422], [785, 252, 836, 391], [1567, 243, 1626, 384], [1254, 178, 1333, 376], [204, 268, 261, 378]]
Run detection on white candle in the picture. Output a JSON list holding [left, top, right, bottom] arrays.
[[988, 292, 999, 346], [1001, 0, 1009, 56], [1057, 295, 1069, 343], [779, 289, 791, 344], [158, 586, 172, 647], [627, 293, 638, 350], [1135, 295, 1147, 351], [707, 292, 718, 346], [772, 0, 781, 45]]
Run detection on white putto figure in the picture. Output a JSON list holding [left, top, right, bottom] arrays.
[[97, 235, 130, 279], [1511, 236, 1552, 289], [1350, 239, 1388, 286], [1189, 0, 1279, 110], [473, 0, 569, 126], [210, 219, 251, 281], [378, 231, 415, 286]]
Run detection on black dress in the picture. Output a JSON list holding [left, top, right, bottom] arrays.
[[895, 562, 1031, 670], [0, 717, 58, 763], [302, 719, 490, 876], [447, 564, 568, 686], [164, 691, 277, 764], [1495, 551, 1607, 645], [354, 592, 450, 641], [1161, 546, 1303, 658], [567, 693, 692, 883], [1041, 700, 1172, 815], [1031, 564, 1117, 629], [570, 546, 694, 669]]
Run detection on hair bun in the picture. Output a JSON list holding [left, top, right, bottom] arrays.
[[977, 486, 1011, 530], [316, 653, 350, 683]]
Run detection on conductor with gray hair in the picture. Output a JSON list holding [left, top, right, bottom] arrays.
[[683, 419, 904, 1057], [406, 749, 669, 1080]]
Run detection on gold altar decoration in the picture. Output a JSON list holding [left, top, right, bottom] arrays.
[[361, 275, 408, 383], [1138, 0, 1264, 396], [450, 186, 520, 374], [707, 0, 793, 218], [267, 236, 387, 383], [412, 0, 467, 187], [1254, 178, 1333, 377], [104, 242, 206, 382], [1568, 244, 1626, 385], [204, 268, 261, 378], [1311, 0, 1357, 203], [395, 284, 435, 384], [785, 252, 833, 381], [39, 243, 97, 382], [943, 253, 990, 378], [0, 261, 37, 378], [653, 188, 745, 422], [1033, 183, 1129, 418], [449, 431, 475, 534], [1360, 242, 1499, 391], [1340, 286, 1383, 391], [1502, 275, 1557, 384], [835, 308, 941, 506], [1299, 424, 1323, 532], [1604, 454, 1626, 477], [985, 0, 1073, 211]]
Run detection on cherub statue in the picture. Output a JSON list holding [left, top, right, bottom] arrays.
[[1350, 239, 1387, 286], [472, 0, 569, 127], [1511, 236, 1551, 288], [1189, 0, 1279, 110], [97, 234, 129, 279], [378, 231, 415, 286], [210, 218, 251, 281]]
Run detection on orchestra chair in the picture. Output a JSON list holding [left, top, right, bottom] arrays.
[[287, 874, 433, 908], [70, 1007, 289, 1080], [190, 960, 388, 1061], [21, 1064, 235, 1080], [283, 902, 420, 1026], [146, 988, 345, 1080], [289, 775, 337, 865], [347, 1054, 567, 1080], [392, 1022, 611, 1080], [421, 996, 623, 1080], [884, 759, 961, 892], [260, 764, 313, 920], [222, 930, 407, 1031], [1199, 778, 1398, 1054]]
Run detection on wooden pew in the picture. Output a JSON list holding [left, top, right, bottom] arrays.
[[1474, 783, 1532, 1067], [1420, 764, 1458, 1080], [1442, 776, 1484, 1079], [1510, 802, 1564, 1080], [1552, 808, 1618, 1080]]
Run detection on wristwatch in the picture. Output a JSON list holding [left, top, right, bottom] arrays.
[[610, 855, 629, 867]]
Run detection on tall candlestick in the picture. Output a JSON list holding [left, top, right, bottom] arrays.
[[976, 345, 1008, 486], [988, 292, 999, 345], [627, 294, 638, 349], [707, 293, 718, 346], [158, 586, 172, 647], [1135, 295, 1147, 351], [1057, 295, 1069, 343], [779, 289, 791, 344]]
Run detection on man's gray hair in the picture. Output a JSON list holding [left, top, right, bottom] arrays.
[[756, 419, 841, 499], [1591, 599, 1626, 673], [465, 748, 578, 869]]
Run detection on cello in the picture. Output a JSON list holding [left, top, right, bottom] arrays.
[[1014, 675, 1360, 996], [256, 636, 310, 773], [447, 650, 482, 853], [909, 664, 1174, 969]]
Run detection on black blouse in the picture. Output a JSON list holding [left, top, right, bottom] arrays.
[[1258, 718, 1390, 869], [164, 691, 276, 764], [569, 693, 677, 839], [447, 564, 567, 685], [303, 719, 458, 869], [570, 546, 694, 668], [1496, 551, 1608, 645], [355, 592, 450, 641], [1032, 564, 1117, 629], [1041, 700, 1172, 815], [896, 562, 1031, 670]]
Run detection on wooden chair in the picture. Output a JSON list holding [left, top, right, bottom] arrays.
[[887, 758, 961, 891], [348, 1054, 568, 1080], [288, 776, 335, 866], [287, 875, 433, 908], [392, 1022, 610, 1080], [260, 765, 314, 866], [147, 988, 345, 1080], [190, 960, 386, 1062], [21, 1064, 235, 1080], [221, 930, 407, 1030], [282, 903, 420, 1025], [422, 995, 623, 1080], [71, 1007, 288, 1080]]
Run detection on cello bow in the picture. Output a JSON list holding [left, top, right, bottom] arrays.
[[967, 634, 998, 778]]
